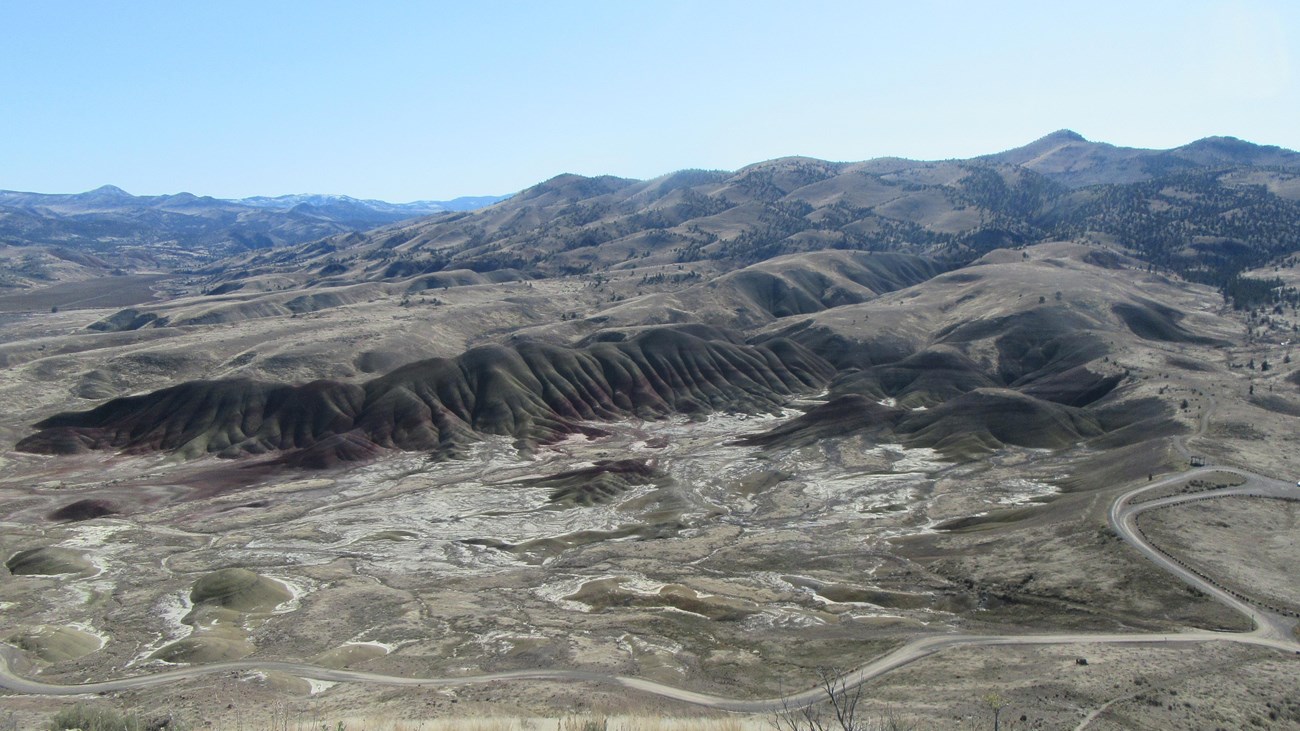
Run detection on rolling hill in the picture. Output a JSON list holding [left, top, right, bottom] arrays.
[[191, 132, 1300, 295]]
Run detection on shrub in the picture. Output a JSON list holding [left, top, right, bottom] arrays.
[[46, 704, 183, 731]]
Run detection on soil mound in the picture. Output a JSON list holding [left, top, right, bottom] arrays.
[[8, 625, 102, 662], [21, 378, 367, 459], [1112, 299, 1223, 345], [833, 347, 995, 407], [47, 499, 117, 522], [150, 636, 254, 663], [270, 430, 390, 469], [189, 568, 292, 613], [313, 643, 389, 668], [1088, 397, 1184, 449], [718, 252, 937, 318], [5, 547, 93, 576], [566, 578, 759, 621], [1018, 366, 1122, 407]]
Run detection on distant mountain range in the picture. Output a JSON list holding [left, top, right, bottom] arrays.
[[233, 192, 507, 215], [0, 185, 507, 286], [980, 129, 1300, 187], [207, 130, 1300, 291], [7, 131, 1300, 293]]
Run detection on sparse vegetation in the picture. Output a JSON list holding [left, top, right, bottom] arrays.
[[44, 704, 184, 731], [773, 668, 915, 731]]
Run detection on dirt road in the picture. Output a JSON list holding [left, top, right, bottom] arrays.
[[2, 468, 1297, 711]]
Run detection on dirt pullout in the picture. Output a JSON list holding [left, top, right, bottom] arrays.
[[1138, 496, 1300, 612]]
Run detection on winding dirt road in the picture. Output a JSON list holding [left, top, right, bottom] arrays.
[[2, 448, 1298, 713]]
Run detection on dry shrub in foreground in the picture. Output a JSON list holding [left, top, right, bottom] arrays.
[[771, 669, 915, 731]]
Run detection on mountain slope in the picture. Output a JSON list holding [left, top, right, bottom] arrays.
[[983, 129, 1300, 187], [736, 242, 1237, 457], [194, 132, 1300, 294]]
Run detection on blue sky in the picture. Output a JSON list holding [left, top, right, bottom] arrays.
[[2, 1, 1297, 201]]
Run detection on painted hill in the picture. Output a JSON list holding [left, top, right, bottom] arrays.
[[15, 243, 1242, 465], [16, 328, 833, 464]]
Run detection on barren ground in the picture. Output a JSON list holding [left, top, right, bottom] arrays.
[[3, 246, 1300, 728], [1139, 496, 1300, 613]]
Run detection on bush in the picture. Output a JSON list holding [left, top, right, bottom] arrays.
[[46, 704, 183, 731], [773, 667, 916, 731], [561, 716, 608, 731]]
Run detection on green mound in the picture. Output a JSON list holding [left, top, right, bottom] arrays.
[[313, 642, 389, 668], [6, 547, 93, 576], [151, 636, 253, 663], [189, 568, 292, 613], [9, 625, 102, 662]]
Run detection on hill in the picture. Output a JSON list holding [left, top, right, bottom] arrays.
[[16, 328, 833, 464], [15, 243, 1241, 467], [983, 129, 1300, 187], [192, 133, 1300, 294]]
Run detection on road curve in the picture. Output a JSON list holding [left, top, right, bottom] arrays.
[[3, 470, 1298, 711], [1109, 466, 1300, 644], [1, 627, 1294, 714]]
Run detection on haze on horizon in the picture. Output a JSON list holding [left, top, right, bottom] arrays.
[[2, 0, 1297, 202]]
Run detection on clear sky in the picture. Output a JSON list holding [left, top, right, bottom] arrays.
[[2, 0, 1297, 201]]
